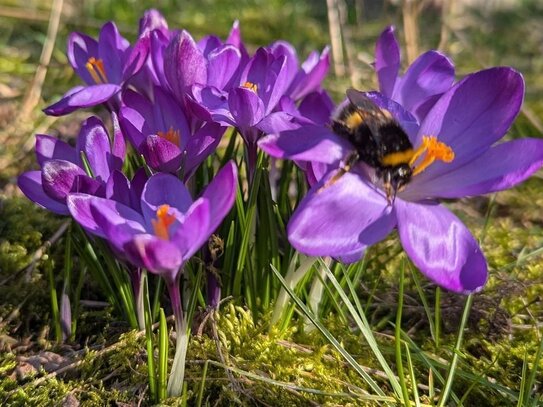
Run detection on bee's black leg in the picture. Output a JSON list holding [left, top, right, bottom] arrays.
[[317, 151, 359, 193]]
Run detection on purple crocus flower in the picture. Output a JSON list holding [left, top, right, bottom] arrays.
[[259, 68, 543, 293], [18, 115, 125, 215], [44, 21, 149, 116], [191, 46, 301, 172], [119, 87, 225, 177], [66, 161, 237, 285], [67, 162, 237, 396], [375, 26, 455, 123]]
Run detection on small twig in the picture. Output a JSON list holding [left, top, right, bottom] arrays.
[[402, 0, 421, 64], [326, 0, 345, 76], [19, 0, 64, 119]]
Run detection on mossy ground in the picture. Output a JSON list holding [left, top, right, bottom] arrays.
[[2, 0, 543, 405]]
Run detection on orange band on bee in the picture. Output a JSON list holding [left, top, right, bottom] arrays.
[[344, 111, 364, 129], [381, 149, 415, 166]]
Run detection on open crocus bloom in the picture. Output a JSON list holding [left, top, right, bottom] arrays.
[[67, 161, 237, 283], [18, 116, 125, 215], [259, 67, 543, 293], [44, 21, 149, 116]]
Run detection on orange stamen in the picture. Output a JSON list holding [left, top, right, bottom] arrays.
[[410, 136, 454, 176], [242, 81, 258, 92], [151, 204, 176, 240], [157, 126, 181, 146], [85, 57, 108, 84]]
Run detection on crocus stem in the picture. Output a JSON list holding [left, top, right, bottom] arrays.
[[271, 255, 316, 326], [246, 142, 258, 181], [132, 268, 145, 331], [207, 271, 221, 310], [166, 275, 189, 398]]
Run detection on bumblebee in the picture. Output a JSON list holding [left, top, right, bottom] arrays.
[[329, 89, 413, 203]]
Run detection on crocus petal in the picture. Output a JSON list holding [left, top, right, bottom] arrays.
[[258, 125, 352, 164], [289, 47, 330, 101], [149, 30, 170, 90], [98, 21, 129, 84], [122, 34, 150, 81], [18, 171, 69, 215], [413, 67, 524, 182], [183, 123, 226, 178], [67, 194, 107, 237], [288, 171, 396, 260], [124, 235, 183, 277], [298, 90, 334, 125], [405, 138, 543, 200], [35, 134, 77, 166], [73, 174, 103, 196], [67, 32, 99, 85], [226, 20, 242, 48], [139, 9, 169, 36], [105, 170, 132, 207], [119, 90, 150, 148], [130, 168, 148, 213], [171, 198, 211, 259], [89, 198, 147, 251], [110, 111, 126, 171], [164, 30, 207, 99], [395, 200, 487, 293], [256, 111, 298, 134], [375, 26, 400, 98], [207, 45, 241, 89], [263, 55, 290, 114], [392, 50, 454, 122], [76, 116, 112, 182], [200, 161, 238, 232], [141, 173, 192, 226], [140, 134, 183, 173], [268, 41, 299, 88], [42, 160, 86, 200], [188, 85, 231, 124], [228, 87, 265, 128], [43, 84, 121, 116], [198, 35, 222, 57]]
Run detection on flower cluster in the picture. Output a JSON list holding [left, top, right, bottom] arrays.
[[19, 9, 331, 282]]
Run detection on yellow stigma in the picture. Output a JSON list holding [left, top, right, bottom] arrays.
[[85, 57, 108, 84], [151, 204, 176, 240], [242, 81, 258, 92], [409, 136, 454, 176], [157, 126, 181, 146]]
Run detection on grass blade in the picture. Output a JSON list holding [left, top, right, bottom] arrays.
[[270, 264, 388, 399]]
